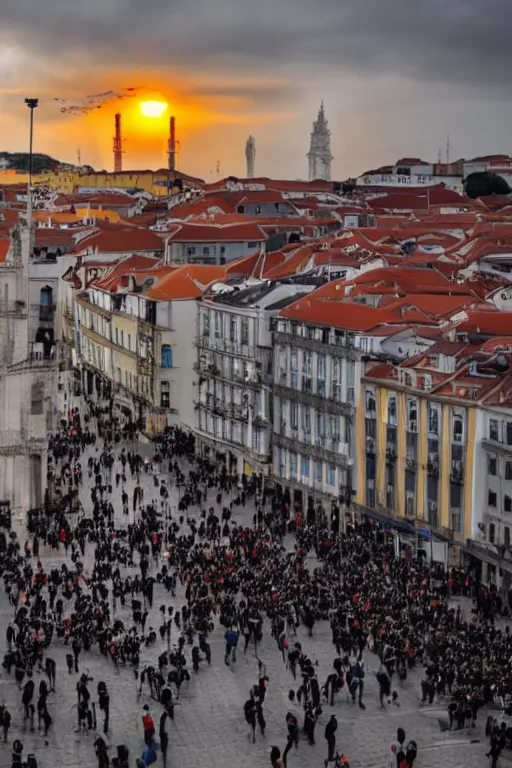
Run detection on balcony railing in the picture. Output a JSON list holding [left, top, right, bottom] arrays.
[[0, 300, 27, 317]]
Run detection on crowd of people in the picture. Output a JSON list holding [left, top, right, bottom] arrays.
[[0, 379, 510, 768]]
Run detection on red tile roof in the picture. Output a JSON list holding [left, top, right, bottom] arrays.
[[0, 239, 9, 263], [88, 254, 161, 292], [165, 222, 267, 243], [143, 265, 229, 301], [75, 227, 165, 254]]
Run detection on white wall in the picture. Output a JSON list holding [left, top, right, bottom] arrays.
[[169, 299, 198, 430]]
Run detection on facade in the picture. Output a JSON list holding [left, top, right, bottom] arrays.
[[0, 221, 56, 518], [272, 317, 358, 515], [74, 258, 219, 433], [193, 280, 320, 475], [356, 369, 474, 554], [165, 224, 268, 266], [307, 103, 333, 182]]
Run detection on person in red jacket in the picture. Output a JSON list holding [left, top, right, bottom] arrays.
[[142, 705, 155, 746]]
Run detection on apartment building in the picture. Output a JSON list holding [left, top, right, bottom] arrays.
[[74, 256, 229, 432], [194, 278, 320, 475], [272, 315, 358, 515]]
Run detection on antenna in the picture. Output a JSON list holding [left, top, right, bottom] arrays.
[[437, 148, 442, 165], [113, 113, 124, 173], [446, 133, 451, 166], [77, 148, 81, 166], [216, 160, 220, 180]]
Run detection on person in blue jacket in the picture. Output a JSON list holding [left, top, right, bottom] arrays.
[[225, 628, 239, 665]]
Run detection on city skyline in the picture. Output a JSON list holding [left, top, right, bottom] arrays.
[[1, 0, 511, 179]]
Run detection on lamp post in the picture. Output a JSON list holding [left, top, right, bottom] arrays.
[[24, 98, 39, 190]]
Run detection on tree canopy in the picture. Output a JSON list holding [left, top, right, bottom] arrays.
[[464, 171, 511, 199]]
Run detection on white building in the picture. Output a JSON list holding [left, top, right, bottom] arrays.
[[0, 220, 56, 517], [307, 103, 333, 182], [468, 400, 512, 595], [194, 279, 321, 475]]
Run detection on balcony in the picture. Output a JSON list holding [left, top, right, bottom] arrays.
[[427, 454, 440, 476], [276, 431, 351, 466], [450, 462, 464, 484], [366, 436, 376, 454], [196, 335, 267, 363], [405, 455, 417, 471], [0, 300, 27, 317], [482, 437, 512, 456], [386, 442, 397, 461], [37, 304, 55, 322], [274, 382, 353, 416], [273, 329, 359, 361]]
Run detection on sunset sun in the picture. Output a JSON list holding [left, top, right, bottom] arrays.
[[139, 100, 168, 118]]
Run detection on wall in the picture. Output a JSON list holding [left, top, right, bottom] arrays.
[[170, 299, 198, 430], [168, 240, 262, 265]]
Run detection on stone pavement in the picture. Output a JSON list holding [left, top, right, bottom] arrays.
[[0, 386, 494, 768]]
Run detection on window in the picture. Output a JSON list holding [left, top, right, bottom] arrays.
[[230, 317, 237, 343], [316, 412, 324, 444], [279, 448, 285, 477], [161, 345, 173, 368], [505, 496, 512, 514], [127, 333, 132, 351], [160, 381, 170, 408], [203, 247, 210, 256], [186, 247, 196, 257], [388, 396, 397, 426], [290, 402, 298, 431], [489, 419, 499, 441], [347, 362, 355, 404], [315, 461, 323, 483], [489, 523, 496, 544], [203, 311, 210, 336], [252, 429, 261, 453], [488, 456, 497, 476], [290, 350, 298, 388], [327, 465, 336, 486], [120, 330, 124, 348], [488, 490, 497, 507], [248, 240, 258, 247], [31, 383, 44, 415], [213, 311, 221, 338], [365, 388, 376, 416], [302, 352, 312, 392], [407, 400, 418, 432], [290, 452, 297, 477], [317, 355, 326, 396], [115, 328, 119, 346], [302, 407, 311, 440], [428, 403, 439, 435], [332, 359, 341, 402], [506, 461, 512, 480], [241, 317, 249, 345], [507, 422, 512, 446], [329, 415, 339, 441], [505, 527, 511, 547], [301, 456, 310, 478], [452, 409, 464, 443]]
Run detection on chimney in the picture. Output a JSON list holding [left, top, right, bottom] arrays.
[[168, 116, 176, 171], [113, 113, 124, 173]]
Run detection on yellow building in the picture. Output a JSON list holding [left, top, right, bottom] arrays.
[[0, 168, 203, 196], [355, 356, 476, 555]]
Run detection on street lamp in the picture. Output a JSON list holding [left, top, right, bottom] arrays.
[[24, 98, 39, 189]]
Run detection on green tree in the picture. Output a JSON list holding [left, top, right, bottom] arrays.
[[464, 171, 511, 199]]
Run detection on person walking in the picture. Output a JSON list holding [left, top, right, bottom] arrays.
[[324, 714, 338, 766]]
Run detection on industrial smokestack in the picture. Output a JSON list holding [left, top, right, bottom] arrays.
[[246, 135, 255, 179], [113, 113, 124, 173], [168, 116, 176, 171]]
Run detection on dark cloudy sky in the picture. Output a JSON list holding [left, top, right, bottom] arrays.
[[1, 0, 511, 179]]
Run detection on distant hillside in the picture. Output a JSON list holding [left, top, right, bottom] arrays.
[[0, 152, 62, 173]]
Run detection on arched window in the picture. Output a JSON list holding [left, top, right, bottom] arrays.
[[40, 285, 53, 307], [40, 286, 53, 321], [161, 345, 173, 369]]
